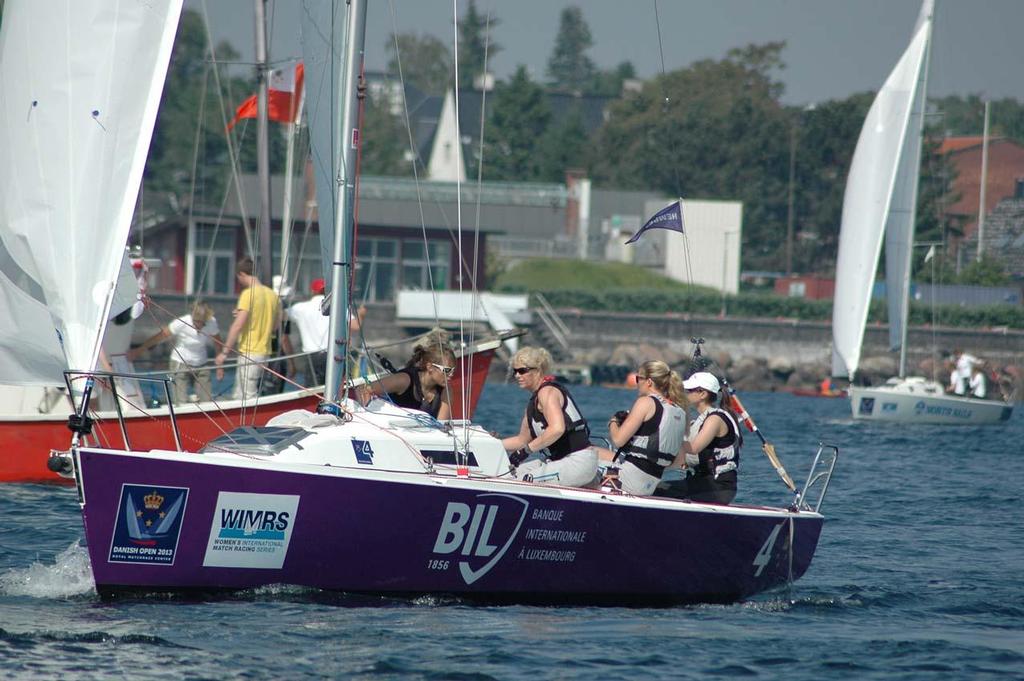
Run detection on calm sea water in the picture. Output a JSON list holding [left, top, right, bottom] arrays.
[[2, 384, 1022, 679]]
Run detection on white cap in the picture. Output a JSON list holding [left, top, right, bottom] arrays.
[[683, 371, 720, 393]]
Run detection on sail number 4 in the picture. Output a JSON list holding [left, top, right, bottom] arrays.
[[752, 522, 785, 577]]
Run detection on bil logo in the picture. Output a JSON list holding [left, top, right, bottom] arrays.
[[432, 493, 529, 585]]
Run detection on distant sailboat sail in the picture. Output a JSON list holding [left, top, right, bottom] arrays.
[[831, 0, 933, 379], [0, 0, 183, 384]]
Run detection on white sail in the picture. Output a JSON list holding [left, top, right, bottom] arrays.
[[831, 0, 933, 379], [0, 0, 183, 385], [299, 0, 346, 286]]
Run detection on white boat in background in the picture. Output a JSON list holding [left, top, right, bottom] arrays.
[[830, 0, 1012, 425]]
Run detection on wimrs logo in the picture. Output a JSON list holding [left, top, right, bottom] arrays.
[[217, 508, 290, 540], [432, 493, 529, 585]]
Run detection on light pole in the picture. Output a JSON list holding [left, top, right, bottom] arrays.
[[785, 103, 816, 276]]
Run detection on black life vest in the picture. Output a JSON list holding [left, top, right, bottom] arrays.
[[388, 367, 442, 418], [619, 395, 686, 478], [526, 380, 590, 461], [689, 407, 741, 480]]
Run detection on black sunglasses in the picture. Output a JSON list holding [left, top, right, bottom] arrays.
[[512, 367, 537, 375]]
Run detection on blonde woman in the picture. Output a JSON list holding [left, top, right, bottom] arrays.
[[501, 346, 599, 488], [360, 329, 455, 420], [602, 360, 687, 495], [128, 302, 222, 404]]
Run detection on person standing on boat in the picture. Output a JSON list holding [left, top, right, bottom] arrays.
[[358, 329, 454, 420], [969, 363, 988, 399], [658, 371, 741, 504], [599, 360, 686, 495], [502, 347, 599, 488], [215, 257, 281, 401], [948, 348, 978, 395], [127, 302, 222, 404]]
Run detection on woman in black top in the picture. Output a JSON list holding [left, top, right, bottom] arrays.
[[359, 329, 455, 420]]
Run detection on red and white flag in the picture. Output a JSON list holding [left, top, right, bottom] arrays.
[[227, 62, 304, 130]]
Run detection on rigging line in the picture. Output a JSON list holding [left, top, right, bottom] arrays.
[[184, 59, 213, 307], [452, 0, 466, 403], [654, 0, 697, 328], [465, 6, 495, 431], [199, 0, 255, 258], [386, 0, 442, 331]]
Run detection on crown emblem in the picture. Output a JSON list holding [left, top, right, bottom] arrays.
[[143, 490, 164, 510]]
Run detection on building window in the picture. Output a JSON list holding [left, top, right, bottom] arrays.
[[190, 223, 236, 295], [402, 240, 450, 291], [274, 229, 323, 299], [355, 238, 398, 301]]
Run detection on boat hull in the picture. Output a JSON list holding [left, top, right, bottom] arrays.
[[850, 385, 1013, 424], [0, 348, 495, 484], [76, 448, 823, 605]]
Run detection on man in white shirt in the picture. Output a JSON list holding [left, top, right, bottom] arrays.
[[969, 365, 987, 399], [287, 279, 365, 386], [949, 349, 978, 395]]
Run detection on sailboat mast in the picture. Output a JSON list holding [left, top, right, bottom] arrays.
[[324, 0, 367, 402], [253, 0, 273, 284], [897, 0, 934, 378], [977, 99, 990, 261]]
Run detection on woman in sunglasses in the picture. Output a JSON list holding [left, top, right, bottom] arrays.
[[659, 371, 742, 504], [601, 360, 687, 495], [358, 329, 455, 420], [501, 346, 599, 488]]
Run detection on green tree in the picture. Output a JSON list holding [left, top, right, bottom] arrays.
[[590, 42, 792, 270], [932, 94, 1024, 143], [591, 61, 637, 97], [537, 104, 589, 182], [788, 94, 873, 273], [457, 0, 501, 90], [145, 10, 248, 208], [485, 66, 550, 181], [386, 33, 451, 97], [954, 256, 1013, 285], [360, 88, 409, 176], [546, 6, 596, 94]]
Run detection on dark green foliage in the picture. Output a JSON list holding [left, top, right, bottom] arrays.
[[590, 61, 637, 98], [547, 6, 596, 94], [932, 95, 1024, 143], [590, 42, 792, 271], [457, 0, 501, 90], [144, 9, 287, 211], [537, 105, 589, 182], [386, 33, 451, 97], [485, 66, 551, 181], [360, 89, 409, 176]]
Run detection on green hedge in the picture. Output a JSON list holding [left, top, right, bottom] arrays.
[[516, 287, 1024, 330]]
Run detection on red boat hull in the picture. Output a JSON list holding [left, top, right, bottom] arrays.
[[0, 348, 496, 484]]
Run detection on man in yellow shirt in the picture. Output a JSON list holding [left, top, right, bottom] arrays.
[[215, 257, 281, 400]]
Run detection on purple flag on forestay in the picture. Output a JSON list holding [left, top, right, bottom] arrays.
[[624, 200, 685, 244]]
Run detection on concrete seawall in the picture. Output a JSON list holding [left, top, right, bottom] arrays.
[[541, 309, 1024, 394]]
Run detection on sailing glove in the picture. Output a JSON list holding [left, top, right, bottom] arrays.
[[508, 447, 531, 467]]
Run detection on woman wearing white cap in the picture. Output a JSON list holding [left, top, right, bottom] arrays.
[[662, 371, 742, 504]]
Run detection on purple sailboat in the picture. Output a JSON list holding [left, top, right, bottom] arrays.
[[25, 0, 837, 605]]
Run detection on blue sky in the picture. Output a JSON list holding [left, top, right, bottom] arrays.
[[190, 0, 1024, 106]]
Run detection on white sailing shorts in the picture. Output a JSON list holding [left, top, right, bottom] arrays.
[[517, 447, 599, 488]]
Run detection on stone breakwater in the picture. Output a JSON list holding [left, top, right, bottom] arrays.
[[539, 310, 1024, 397]]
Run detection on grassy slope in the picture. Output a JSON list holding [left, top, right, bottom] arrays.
[[494, 258, 716, 294]]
